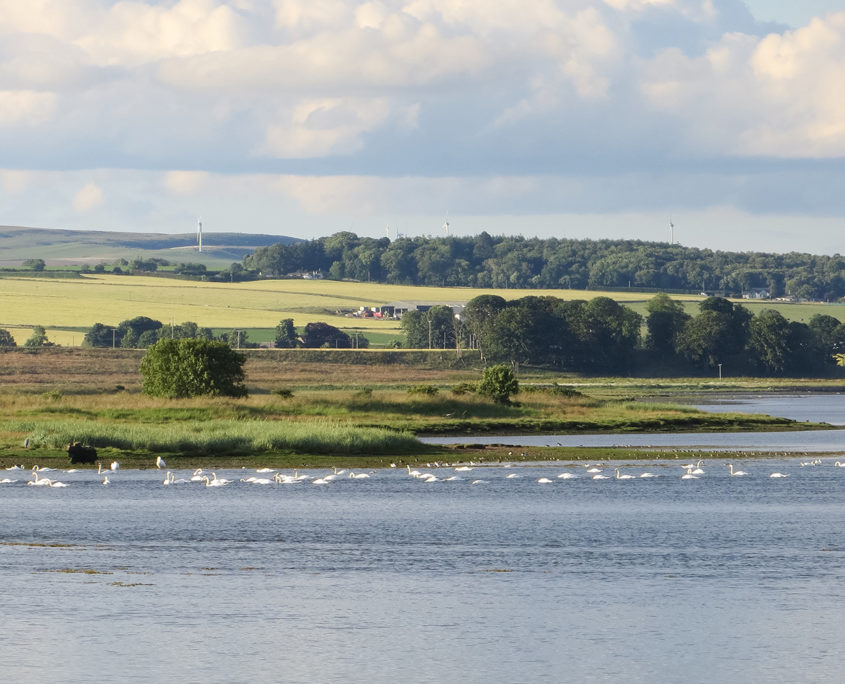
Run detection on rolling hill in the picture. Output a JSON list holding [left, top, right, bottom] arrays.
[[0, 225, 298, 268]]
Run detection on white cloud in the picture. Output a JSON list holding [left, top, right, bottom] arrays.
[[639, 12, 845, 157], [73, 183, 104, 212], [261, 98, 394, 158], [0, 90, 56, 126], [0, 170, 40, 194], [163, 170, 211, 195]]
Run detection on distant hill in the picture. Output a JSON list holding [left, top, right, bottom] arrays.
[[0, 225, 299, 268]]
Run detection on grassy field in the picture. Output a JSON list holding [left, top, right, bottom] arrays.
[[4, 273, 845, 348], [0, 348, 838, 469]]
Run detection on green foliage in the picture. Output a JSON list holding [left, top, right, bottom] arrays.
[[274, 318, 299, 348], [241, 231, 845, 300], [271, 388, 294, 398], [140, 338, 248, 398], [22, 258, 46, 271], [303, 321, 351, 348], [645, 293, 691, 355], [407, 384, 439, 396], [82, 323, 117, 348], [451, 382, 477, 395], [23, 325, 54, 348], [0, 328, 17, 347], [477, 364, 519, 404]]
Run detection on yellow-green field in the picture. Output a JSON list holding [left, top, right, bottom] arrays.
[[3, 274, 844, 347]]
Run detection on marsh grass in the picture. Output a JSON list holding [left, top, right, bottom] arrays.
[[12, 417, 420, 455]]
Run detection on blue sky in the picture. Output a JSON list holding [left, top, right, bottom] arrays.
[[1, 0, 845, 254]]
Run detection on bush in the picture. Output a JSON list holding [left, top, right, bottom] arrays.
[[407, 384, 439, 396], [477, 364, 519, 405], [272, 388, 294, 399], [451, 382, 477, 395], [140, 338, 247, 398]]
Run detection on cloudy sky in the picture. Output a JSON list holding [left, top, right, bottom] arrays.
[[1, 0, 845, 254]]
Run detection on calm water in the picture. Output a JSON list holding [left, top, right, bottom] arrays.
[[422, 392, 845, 450], [3, 461, 845, 683]]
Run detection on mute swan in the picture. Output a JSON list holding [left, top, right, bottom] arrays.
[[592, 474, 609, 480], [348, 472, 370, 479], [110, 461, 120, 471], [155, 456, 166, 469], [728, 464, 748, 477], [537, 477, 553, 483], [101, 475, 110, 485], [769, 472, 789, 478], [28, 472, 53, 486], [615, 468, 635, 480], [454, 466, 473, 472], [557, 472, 576, 479], [639, 472, 656, 478], [835, 462, 845, 468]]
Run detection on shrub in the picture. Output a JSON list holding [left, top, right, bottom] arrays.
[[140, 338, 247, 398], [477, 364, 519, 405], [272, 388, 294, 399], [451, 382, 477, 395], [407, 384, 439, 396]]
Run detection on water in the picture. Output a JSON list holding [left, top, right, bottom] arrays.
[[3, 463, 845, 683], [422, 392, 845, 451]]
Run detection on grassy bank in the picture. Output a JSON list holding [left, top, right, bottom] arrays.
[[0, 348, 840, 468]]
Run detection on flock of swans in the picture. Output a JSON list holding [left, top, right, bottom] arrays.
[[3, 457, 845, 490]]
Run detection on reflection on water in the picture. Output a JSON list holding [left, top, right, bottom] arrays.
[[2, 462, 845, 683]]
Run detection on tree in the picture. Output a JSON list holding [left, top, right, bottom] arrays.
[[747, 310, 792, 375], [0, 329, 17, 347], [477, 364, 519, 404], [23, 325, 54, 348], [82, 323, 117, 348], [645, 293, 690, 355], [302, 322, 351, 348], [22, 258, 45, 271], [140, 338, 247, 398], [274, 319, 299, 348], [118, 316, 163, 348]]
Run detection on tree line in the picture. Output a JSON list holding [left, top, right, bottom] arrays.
[[81, 317, 368, 350], [243, 231, 845, 300], [404, 294, 845, 377]]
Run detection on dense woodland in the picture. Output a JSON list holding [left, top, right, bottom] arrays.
[[243, 232, 845, 300], [408, 294, 845, 377]]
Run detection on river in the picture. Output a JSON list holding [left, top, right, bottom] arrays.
[[3, 457, 845, 683]]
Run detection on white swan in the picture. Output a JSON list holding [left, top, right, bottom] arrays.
[[312, 477, 330, 485], [110, 461, 120, 471], [592, 474, 609, 480], [97, 463, 107, 474], [586, 467, 602, 473], [28, 472, 53, 486], [557, 472, 576, 479], [728, 464, 748, 477], [769, 472, 789, 478], [49, 481, 69, 488], [639, 472, 656, 478], [454, 466, 473, 472], [0, 478, 18, 484], [101, 475, 110, 486], [615, 468, 635, 480], [162, 471, 174, 485], [190, 468, 205, 482], [201, 473, 230, 487], [348, 472, 370, 479], [690, 460, 705, 475], [537, 477, 553, 483], [834, 462, 845, 468], [155, 456, 166, 469]]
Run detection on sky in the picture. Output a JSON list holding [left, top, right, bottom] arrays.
[[1, 0, 845, 255]]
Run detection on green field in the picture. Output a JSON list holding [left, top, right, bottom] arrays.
[[2, 273, 844, 347]]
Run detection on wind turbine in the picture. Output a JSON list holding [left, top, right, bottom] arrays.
[[668, 216, 674, 245]]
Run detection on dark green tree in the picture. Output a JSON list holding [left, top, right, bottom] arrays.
[[22, 258, 46, 271], [645, 293, 690, 355], [302, 322, 351, 348], [747, 310, 792, 375], [0, 328, 17, 347], [274, 319, 299, 348], [118, 316, 163, 348], [82, 323, 117, 348], [477, 364, 519, 404], [140, 338, 247, 398]]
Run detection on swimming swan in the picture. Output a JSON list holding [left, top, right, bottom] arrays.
[[728, 464, 748, 477]]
